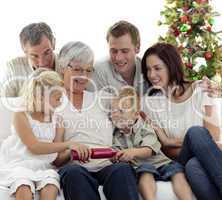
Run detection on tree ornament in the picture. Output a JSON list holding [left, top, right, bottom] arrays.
[[196, 0, 208, 4], [185, 62, 193, 69], [206, 26, 212, 32], [188, 47, 194, 54], [180, 15, 189, 23], [204, 51, 213, 60], [173, 28, 180, 36], [158, 0, 222, 80], [180, 24, 190, 32]]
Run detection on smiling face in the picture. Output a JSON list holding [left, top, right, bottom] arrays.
[[146, 54, 170, 90], [108, 33, 139, 76], [23, 35, 55, 69], [63, 60, 94, 93]]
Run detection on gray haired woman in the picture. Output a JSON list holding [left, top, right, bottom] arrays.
[[54, 41, 139, 200]]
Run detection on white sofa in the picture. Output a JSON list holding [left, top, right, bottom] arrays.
[[0, 97, 202, 200]]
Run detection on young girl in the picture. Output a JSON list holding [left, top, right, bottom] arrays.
[[0, 70, 84, 200]]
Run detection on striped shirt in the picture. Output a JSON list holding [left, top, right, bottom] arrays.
[[1, 55, 59, 97]]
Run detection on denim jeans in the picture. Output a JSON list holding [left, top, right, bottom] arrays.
[[178, 126, 222, 200], [59, 162, 139, 200]]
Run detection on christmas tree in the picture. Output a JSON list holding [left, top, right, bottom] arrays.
[[158, 0, 222, 81]]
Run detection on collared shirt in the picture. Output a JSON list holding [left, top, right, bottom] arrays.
[[88, 56, 149, 95], [113, 117, 171, 169], [0, 54, 59, 97]]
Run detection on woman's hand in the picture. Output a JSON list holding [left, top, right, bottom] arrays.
[[68, 141, 91, 162]]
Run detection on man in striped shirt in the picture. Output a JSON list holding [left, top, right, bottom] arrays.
[[1, 22, 59, 97]]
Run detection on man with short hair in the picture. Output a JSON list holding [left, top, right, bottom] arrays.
[[1, 22, 59, 97], [90, 20, 217, 98], [90, 20, 148, 95]]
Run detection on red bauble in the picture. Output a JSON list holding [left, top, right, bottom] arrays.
[[204, 52, 213, 60], [173, 28, 180, 37], [196, 0, 208, 4], [185, 63, 193, 69], [206, 26, 212, 32], [180, 15, 189, 23], [188, 48, 194, 54]]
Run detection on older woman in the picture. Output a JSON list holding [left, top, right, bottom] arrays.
[[54, 41, 139, 200]]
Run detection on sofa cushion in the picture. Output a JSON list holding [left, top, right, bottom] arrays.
[[0, 97, 25, 144], [0, 182, 181, 200]]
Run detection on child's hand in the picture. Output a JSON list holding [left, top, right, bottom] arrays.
[[69, 142, 91, 162], [110, 151, 123, 163], [115, 149, 136, 162]]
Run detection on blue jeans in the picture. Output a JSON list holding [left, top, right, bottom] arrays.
[[59, 162, 139, 200], [178, 126, 222, 200], [136, 162, 183, 181]]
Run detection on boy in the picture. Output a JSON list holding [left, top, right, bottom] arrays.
[[110, 87, 193, 200]]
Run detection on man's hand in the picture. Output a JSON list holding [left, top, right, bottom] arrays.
[[193, 76, 221, 97]]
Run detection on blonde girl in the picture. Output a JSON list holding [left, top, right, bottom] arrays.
[[0, 70, 86, 200]]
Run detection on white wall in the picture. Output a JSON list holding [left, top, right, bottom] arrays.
[[0, 0, 221, 80]]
